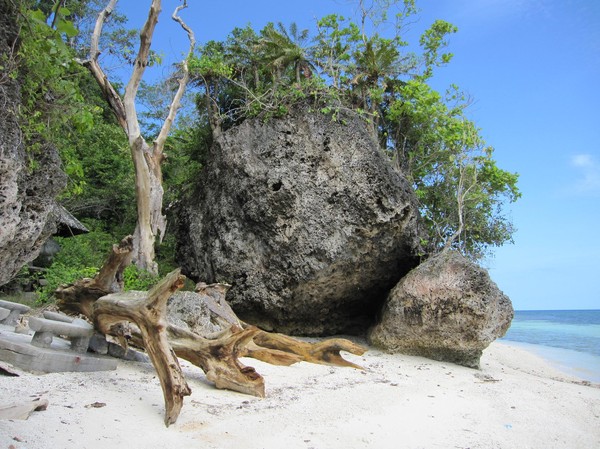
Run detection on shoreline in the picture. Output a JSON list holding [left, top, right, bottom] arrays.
[[499, 339, 600, 383], [1, 340, 599, 449]]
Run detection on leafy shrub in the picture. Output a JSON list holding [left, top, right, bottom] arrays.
[[122, 265, 160, 291], [53, 228, 115, 268], [36, 264, 99, 303], [34, 228, 115, 303], [33, 226, 167, 302]]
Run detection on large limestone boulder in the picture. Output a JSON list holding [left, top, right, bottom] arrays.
[[175, 106, 423, 335], [368, 251, 513, 368], [0, 0, 67, 286]]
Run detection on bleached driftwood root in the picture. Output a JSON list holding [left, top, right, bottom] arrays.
[[246, 331, 366, 369], [55, 236, 366, 426], [93, 270, 191, 426]]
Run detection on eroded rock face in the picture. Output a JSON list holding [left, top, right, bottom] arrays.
[[0, 1, 67, 286], [176, 107, 423, 335], [368, 251, 513, 368]]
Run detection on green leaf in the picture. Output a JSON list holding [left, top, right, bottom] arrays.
[[28, 9, 47, 24], [56, 19, 79, 38]]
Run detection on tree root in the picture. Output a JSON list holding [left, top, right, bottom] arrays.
[[54, 236, 367, 426]]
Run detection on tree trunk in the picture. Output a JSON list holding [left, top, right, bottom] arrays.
[[130, 137, 165, 274], [253, 64, 260, 90], [204, 80, 222, 139]]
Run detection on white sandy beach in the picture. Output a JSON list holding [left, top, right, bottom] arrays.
[[1, 340, 599, 449]]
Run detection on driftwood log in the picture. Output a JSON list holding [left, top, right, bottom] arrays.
[[55, 236, 366, 426]]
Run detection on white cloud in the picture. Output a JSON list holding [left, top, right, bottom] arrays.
[[572, 154, 593, 167], [570, 153, 600, 195]]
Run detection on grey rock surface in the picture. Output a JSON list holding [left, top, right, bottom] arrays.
[[176, 106, 423, 335], [0, 1, 67, 286], [167, 284, 240, 337], [368, 250, 514, 368]]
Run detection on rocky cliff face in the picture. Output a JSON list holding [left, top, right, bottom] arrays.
[[175, 107, 424, 335], [0, 0, 67, 286], [368, 250, 514, 368]]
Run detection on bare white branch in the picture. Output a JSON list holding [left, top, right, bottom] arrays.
[[123, 0, 162, 143], [154, 0, 195, 156]]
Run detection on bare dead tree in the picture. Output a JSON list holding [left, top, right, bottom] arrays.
[[83, 0, 195, 274]]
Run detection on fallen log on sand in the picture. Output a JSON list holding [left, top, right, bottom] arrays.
[[55, 236, 366, 426]]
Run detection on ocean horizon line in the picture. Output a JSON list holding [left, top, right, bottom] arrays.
[[514, 308, 600, 312]]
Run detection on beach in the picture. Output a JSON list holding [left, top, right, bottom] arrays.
[[1, 340, 599, 449]]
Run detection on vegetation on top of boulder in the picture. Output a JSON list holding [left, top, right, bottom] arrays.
[[186, 0, 520, 260]]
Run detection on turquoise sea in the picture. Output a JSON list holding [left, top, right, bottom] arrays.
[[501, 310, 600, 382]]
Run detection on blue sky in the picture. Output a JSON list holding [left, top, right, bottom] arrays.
[[116, 0, 600, 310]]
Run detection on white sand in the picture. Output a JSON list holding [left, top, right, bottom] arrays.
[[1, 340, 599, 449]]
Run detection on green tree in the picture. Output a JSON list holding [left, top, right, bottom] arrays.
[[59, 118, 135, 229], [260, 22, 315, 84], [350, 34, 401, 132], [313, 14, 356, 89], [387, 81, 520, 258], [418, 19, 458, 80], [189, 40, 232, 136], [17, 1, 100, 192], [225, 26, 263, 91]]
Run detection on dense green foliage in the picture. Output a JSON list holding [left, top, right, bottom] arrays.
[[18, 3, 94, 189], [16, 1, 135, 219], [33, 228, 115, 303], [33, 226, 160, 302], [5, 0, 520, 302]]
